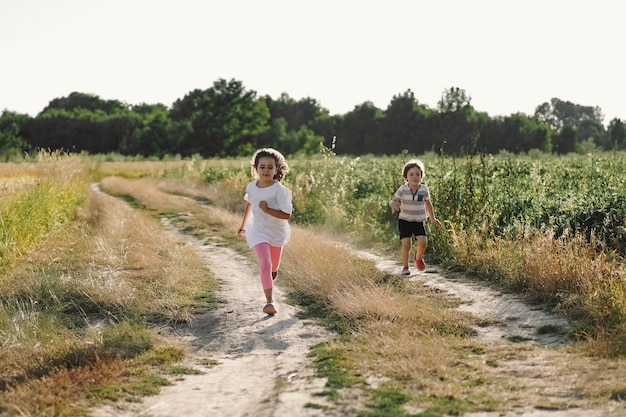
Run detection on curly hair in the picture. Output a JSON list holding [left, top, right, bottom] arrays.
[[402, 159, 425, 179], [250, 148, 290, 182]]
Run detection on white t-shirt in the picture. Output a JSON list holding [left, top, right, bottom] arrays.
[[243, 181, 293, 248]]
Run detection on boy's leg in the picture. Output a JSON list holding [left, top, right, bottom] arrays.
[[401, 237, 412, 268], [415, 235, 428, 260], [414, 235, 428, 270]]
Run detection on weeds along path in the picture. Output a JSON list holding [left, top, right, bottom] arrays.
[[355, 251, 626, 417], [354, 250, 572, 348]]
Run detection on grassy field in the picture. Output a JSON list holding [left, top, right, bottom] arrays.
[[0, 149, 625, 416]]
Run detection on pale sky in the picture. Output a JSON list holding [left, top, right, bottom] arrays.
[[1, 0, 623, 125]]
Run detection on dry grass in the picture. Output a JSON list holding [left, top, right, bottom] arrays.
[[277, 225, 626, 413], [85, 185, 213, 321], [88, 160, 193, 180], [153, 180, 488, 403], [100, 176, 245, 238], [99, 176, 188, 212], [90, 163, 626, 409], [280, 226, 481, 392], [448, 226, 626, 354], [2, 183, 213, 322], [159, 178, 248, 215], [0, 173, 219, 415], [0, 359, 126, 416]]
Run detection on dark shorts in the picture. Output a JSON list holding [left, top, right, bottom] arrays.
[[398, 219, 426, 240]]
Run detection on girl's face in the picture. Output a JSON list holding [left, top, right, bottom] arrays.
[[405, 166, 422, 187], [256, 156, 277, 182]]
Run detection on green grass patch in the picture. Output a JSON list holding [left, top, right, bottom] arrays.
[[102, 322, 154, 359], [310, 340, 363, 389], [304, 402, 329, 410], [358, 385, 412, 417], [168, 366, 203, 376], [313, 389, 340, 402]]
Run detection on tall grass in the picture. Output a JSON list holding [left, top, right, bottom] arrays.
[[432, 151, 626, 354], [0, 151, 86, 273]]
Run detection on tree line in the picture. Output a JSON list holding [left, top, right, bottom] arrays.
[[1, 78, 625, 160]]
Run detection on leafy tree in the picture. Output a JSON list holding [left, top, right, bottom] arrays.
[[122, 103, 174, 157], [334, 101, 383, 155], [264, 93, 319, 131], [518, 114, 552, 153], [259, 117, 288, 150], [433, 87, 477, 155], [172, 79, 270, 157], [25, 92, 135, 154], [170, 89, 205, 121], [481, 113, 551, 154], [608, 118, 626, 150], [380, 90, 432, 155], [578, 118, 609, 149], [264, 93, 335, 152], [43, 91, 127, 115], [278, 125, 323, 156], [552, 124, 577, 154], [437, 86, 472, 113], [535, 98, 604, 131], [0, 110, 29, 160], [12, 80, 619, 158]]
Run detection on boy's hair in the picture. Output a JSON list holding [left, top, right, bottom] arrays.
[[251, 148, 290, 182], [402, 159, 425, 179]]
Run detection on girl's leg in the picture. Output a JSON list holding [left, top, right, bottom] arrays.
[[269, 245, 283, 277], [254, 243, 273, 303], [401, 237, 412, 268]]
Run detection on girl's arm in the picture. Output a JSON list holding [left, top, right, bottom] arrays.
[[238, 202, 252, 236], [259, 201, 291, 220]]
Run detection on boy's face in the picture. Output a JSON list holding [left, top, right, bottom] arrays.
[[404, 166, 422, 187]]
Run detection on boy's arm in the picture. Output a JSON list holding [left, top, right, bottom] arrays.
[[425, 200, 443, 228], [389, 189, 401, 214], [389, 197, 400, 214]]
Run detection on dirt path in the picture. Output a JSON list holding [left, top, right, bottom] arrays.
[[92, 210, 626, 417], [355, 250, 572, 348]]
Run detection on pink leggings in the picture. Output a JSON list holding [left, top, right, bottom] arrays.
[[254, 243, 283, 290]]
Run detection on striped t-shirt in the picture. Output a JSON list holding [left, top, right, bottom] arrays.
[[390, 184, 430, 222]]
